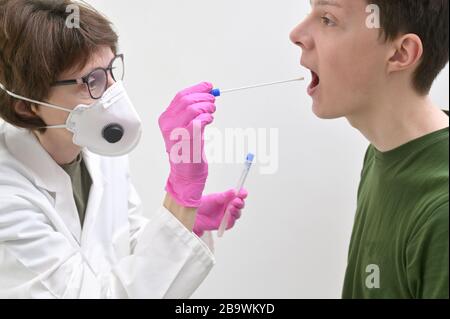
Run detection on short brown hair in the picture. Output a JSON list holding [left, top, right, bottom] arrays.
[[0, 0, 118, 130], [368, 0, 449, 95]]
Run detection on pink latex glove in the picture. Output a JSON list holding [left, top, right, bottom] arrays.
[[159, 82, 216, 207], [193, 188, 249, 237]]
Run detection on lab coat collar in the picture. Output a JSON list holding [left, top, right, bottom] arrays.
[[79, 148, 106, 247], [4, 123, 106, 245], [5, 124, 68, 192]]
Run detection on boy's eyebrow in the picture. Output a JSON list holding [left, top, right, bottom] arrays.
[[310, 0, 343, 9]]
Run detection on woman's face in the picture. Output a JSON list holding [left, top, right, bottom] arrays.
[[33, 46, 116, 146]]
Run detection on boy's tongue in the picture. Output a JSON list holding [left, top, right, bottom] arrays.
[[310, 70, 320, 89]]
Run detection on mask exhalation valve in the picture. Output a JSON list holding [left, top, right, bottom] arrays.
[[102, 123, 124, 143]]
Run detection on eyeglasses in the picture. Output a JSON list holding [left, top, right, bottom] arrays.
[[52, 54, 124, 99]]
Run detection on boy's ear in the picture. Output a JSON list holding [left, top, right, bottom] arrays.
[[387, 33, 423, 74]]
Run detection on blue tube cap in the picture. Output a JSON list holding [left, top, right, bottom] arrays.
[[210, 88, 221, 97], [246, 153, 255, 162]]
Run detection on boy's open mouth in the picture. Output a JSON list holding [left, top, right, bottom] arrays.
[[308, 70, 320, 96]]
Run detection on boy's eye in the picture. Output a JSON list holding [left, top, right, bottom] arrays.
[[321, 15, 336, 26]]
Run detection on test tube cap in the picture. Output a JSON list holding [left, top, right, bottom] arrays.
[[246, 153, 255, 162]]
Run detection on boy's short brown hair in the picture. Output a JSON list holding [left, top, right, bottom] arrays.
[[0, 0, 118, 130], [368, 0, 449, 95]]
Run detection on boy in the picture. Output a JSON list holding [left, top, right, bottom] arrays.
[[290, 0, 448, 298]]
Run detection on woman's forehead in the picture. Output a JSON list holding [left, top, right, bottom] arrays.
[[61, 46, 115, 78]]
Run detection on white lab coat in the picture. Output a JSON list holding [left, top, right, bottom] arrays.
[[0, 122, 215, 299]]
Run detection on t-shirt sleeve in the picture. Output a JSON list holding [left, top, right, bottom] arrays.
[[406, 203, 449, 299]]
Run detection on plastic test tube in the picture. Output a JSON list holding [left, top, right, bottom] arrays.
[[217, 153, 255, 238]]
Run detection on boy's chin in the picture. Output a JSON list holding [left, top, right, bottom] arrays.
[[312, 101, 345, 119]]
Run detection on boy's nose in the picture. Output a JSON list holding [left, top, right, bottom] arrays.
[[289, 21, 313, 51]]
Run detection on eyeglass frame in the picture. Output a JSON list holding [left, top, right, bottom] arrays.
[[51, 54, 124, 99]]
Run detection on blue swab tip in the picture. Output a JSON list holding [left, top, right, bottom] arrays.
[[210, 88, 221, 97]]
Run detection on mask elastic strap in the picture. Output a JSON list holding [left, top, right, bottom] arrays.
[[44, 125, 68, 129], [0, 81, 71, 113]]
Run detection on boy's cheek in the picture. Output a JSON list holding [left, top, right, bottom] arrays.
[[315, 69, 364, 117]]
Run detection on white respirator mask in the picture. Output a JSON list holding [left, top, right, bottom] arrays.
[[0, 81, 142, 157]]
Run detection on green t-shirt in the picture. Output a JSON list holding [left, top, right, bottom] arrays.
[[343, 121, 449, 299], [60, 153, 92, 228]]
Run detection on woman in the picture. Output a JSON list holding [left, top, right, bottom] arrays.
[[0, 0, 247, 298]]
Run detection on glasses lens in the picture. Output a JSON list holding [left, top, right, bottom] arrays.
[[111, 56, 124, 82], [87, 69, 107, 99]]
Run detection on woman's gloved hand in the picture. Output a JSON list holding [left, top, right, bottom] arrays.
[[159, 82, 216, 208], [193, 189, 249, 237]]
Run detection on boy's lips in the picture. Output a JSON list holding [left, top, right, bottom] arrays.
[[301, 62, 320, 96]]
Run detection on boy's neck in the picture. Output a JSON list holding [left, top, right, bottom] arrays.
[[346, 92, 449, 153]]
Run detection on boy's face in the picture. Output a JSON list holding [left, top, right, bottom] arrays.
[[290, 0, 389, 119]]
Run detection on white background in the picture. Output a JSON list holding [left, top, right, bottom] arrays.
[[65, 0, 450, 298]]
